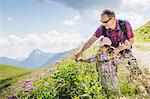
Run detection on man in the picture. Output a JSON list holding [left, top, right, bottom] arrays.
[[74, 9, 150, 96]]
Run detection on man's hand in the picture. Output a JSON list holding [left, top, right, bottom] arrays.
[[113, 43, 126, 56], [74, 35, 98, 62], [113, 48, 120, 56], [74, 51, 81, 61], [78, 58, 83, 62], [124, 40, 131, 49]]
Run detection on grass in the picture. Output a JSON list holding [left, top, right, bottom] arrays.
[[0, 64, 57, 99], [136, 39, 150, 42], [134, 20, 150, 42], [0, 64, 32, 98], [0, 64, 30, 80]]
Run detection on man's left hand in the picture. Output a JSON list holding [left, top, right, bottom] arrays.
[[113, 48, 120, 55]]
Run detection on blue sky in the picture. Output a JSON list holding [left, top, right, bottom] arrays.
[[0, 0, 149, 59]]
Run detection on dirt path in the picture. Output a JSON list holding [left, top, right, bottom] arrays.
[[133, 49, 150, 66], [132, 42, 150, 68]]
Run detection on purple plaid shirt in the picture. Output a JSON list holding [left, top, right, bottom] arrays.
[[93, 20, 134, 47]]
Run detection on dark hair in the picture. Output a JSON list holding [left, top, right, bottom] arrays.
[[101, 9, 115, 18]]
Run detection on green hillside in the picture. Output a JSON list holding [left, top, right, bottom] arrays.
[[0, 64, 31, 92], [135, 20, 150, 42], [9, 47, 149, 98]]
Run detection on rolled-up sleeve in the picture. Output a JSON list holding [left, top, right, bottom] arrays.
[[93, 26, 103, 38], [125, 21, 134, 39]]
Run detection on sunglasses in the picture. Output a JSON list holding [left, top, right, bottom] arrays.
[[101, 17, 112, 23]]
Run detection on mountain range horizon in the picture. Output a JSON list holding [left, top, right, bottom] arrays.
[[0, 48, 73, 69]]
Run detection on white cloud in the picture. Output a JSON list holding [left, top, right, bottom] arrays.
[[0, 31, 86, 58], [122, 0, 150, 9], [66, 9, 101, 37], [7, 18, 13, 21], [63, 14, 81, 26], [116, 11, 147, 29]]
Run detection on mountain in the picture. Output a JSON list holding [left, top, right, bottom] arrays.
[[135, 20, 150, 42], [43, 49, 74, 66], [0, 48, 75, 69], [17, 49, 55, 69], [0, 57, 19, 66]]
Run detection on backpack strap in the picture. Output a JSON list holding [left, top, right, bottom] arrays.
[[102, 26, 107, 37], [118, 20, 128, 39], [119, 20, 132, 48]]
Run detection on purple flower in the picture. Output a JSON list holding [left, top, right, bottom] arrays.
[[8, 94, 18, 99], [22, 80, 33, 88], [24, 85, 32, 92], [45, 68, 56, 75]]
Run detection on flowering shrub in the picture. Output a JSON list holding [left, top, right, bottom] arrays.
[[15, 60, 103, 99], [10, 57, 149, 98]]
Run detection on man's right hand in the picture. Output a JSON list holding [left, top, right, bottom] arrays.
[[74, 51, 81, 61], [74, 35, 98, 61]]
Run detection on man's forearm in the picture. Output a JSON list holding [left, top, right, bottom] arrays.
[[79, 42, 92, 54], [78, 35, 98, 54]]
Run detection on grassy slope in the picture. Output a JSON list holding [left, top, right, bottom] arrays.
[[0, 64, 32, 93], [135, 20, 150, 42], [0, 64, 53, 98], [0, 64, 31, 80]]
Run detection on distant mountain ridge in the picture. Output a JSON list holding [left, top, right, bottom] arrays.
[[16, 49, 55, 69], [0, 57, 19, 66], [43, 50, 71, 66], [0, 49, 72, 69]]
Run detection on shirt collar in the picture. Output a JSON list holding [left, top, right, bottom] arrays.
[[106, 20, 120, 31], [115, 20, 121, 31]]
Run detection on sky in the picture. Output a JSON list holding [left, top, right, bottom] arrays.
[[0, 0, 149, 59]]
